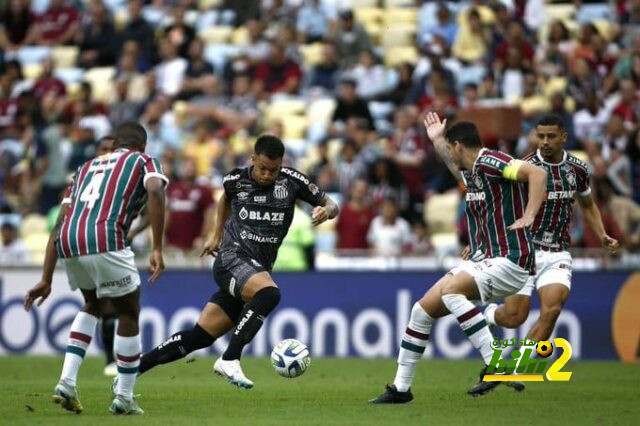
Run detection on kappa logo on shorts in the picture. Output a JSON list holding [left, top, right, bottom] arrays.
[[558, 263, 570, 270]]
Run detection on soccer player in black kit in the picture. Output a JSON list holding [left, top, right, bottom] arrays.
[[135, 135, 339, 388]]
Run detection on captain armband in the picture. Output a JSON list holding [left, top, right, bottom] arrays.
[[502, 159, 524, 181]]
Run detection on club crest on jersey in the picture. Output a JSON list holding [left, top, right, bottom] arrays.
[[566, 171, 576, 187], [473, 175, 483, 189], [308, 183, 320, 195], [274, 183, 288, 199]]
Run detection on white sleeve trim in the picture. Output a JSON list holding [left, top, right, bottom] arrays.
[[61, 197, 71, 205], [579, 187, 592, 197], [144, 172, 169, 189]]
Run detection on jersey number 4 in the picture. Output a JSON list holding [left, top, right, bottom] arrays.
[[80, 173, 105, 209]]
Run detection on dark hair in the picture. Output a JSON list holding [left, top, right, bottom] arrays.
[[536, 114, 565, 130], [444, 121, 482, 148], [114, 122, 147, 149], [97, 135, 116, 144], [254, 134, 285, 160]]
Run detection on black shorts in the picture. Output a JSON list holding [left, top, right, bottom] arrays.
[[209, 251, 268, 324]]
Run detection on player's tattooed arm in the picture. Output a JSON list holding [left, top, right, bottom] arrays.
[[507, 162, 547, 230], [577, 192, 620, 254], [311, 195, 340, 226], [423, 111, 463, 183], [24, 203, 70, 311], [201, 192, 231, 257]]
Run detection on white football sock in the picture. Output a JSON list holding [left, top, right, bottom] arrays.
[[60, 312, 98, 387], [442, 294, 494, 365], [393, 303, 434, 392], [115, 334, 141, 400], [484, 303, 498, 327]]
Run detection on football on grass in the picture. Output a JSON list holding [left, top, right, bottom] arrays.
[[271, 339, 311, 378]]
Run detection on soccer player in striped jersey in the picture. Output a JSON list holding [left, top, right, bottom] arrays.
[[24, 122, 168, 415], [370, 112, 548, 404], [482, 114, 619, 376]]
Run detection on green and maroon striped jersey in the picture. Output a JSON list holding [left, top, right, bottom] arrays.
[[462, 148, 536, 274], [525, 150, 591, 252], [56, 148, 167, 258]]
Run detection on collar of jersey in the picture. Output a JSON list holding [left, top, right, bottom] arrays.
[[536, 149, 567, 166], [471, 147, 489, 173]]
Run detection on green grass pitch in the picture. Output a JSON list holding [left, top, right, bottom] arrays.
[[2, 356, 638, 425]]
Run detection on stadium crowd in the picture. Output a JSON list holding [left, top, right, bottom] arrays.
[[1, 0, 640, 268]]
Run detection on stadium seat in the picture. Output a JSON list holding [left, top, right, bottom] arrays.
[[23, 233, 49, 264], [114, 9, 129, 31], [265, 98, 307, 122], [384, 8, 418, 26], [51, 46, 79, 68], [196, 10, 218, 33], [281, 115, 309, 140], [592, 19, 612, 40], [199, 0, 222, 9], [18, 214, 48, 239], [198, 26, 234, 44], [83, 67, 116, 103], [384, 0, 414, 7], [231, 27, 249, 45], [306, 98, 336, 127], [354, 7, 384, 28], [430, 232, 459, 257], [54, 68, 85, 86], [541, 77, 567, 98], [380, 26, 416, 49], [384, 46, 418, 67], [424, 192, 460, 234], [299, 43, 325, 67], [22, 63, 43, 80], [349, 0, 378, 7], [203, 44, 242, 74], [546, 4, 576, 21], [12, 46, 51, 65]]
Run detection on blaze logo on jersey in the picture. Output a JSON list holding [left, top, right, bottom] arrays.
[[239, 207, 285, 223]]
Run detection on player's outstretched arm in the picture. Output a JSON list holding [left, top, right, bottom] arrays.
[[201, 192, 231, 257], [507, 162, 547, 230], [24, 203, 70, 311], [423, 111, 462, 184], [311, 195, 340, 226], [146, 177, 166, 283], [577, 193, 620, 254]]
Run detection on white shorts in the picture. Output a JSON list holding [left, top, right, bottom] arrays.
[[516, 250, 572, 297], [448, 257, 530, 304], [61, 248, 141, 298]]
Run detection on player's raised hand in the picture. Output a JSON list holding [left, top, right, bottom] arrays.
[[602, 235, 620, 254], [200, 234, 221, 257], [507, 214, 535, 231], [311, 206, 329, 226], [461, 245, 471, 260], [148, 249, 165, 283], [423, 111, 447, 141], [24, 281, 52, 311]]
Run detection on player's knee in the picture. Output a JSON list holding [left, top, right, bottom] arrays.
[[189, 324, 215, 350], [256, 286, 281, 312], [540, 304, 562, 325], [82, 302, 101, 318], [502, 309, 528, 328]]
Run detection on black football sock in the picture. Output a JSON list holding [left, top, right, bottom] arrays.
[[101, 315, 116, 365], [138, 324, 215, 375], [222, 287, 281, 361]]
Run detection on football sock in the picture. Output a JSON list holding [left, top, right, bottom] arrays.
[[393, 303, 433, 392], [115, 334, 141, 400], [223, 286, 281, 361], [138, 324, 215, 374], [101, 314, 116, 365], [60, 312, 98, 387], [442, 294, 494, 365], [484, 303, 498, 327]]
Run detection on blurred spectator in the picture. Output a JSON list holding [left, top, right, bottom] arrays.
[[367, 158, 409, 213], [120, 0, 156, 62], [329, 9, 372, 68], [568, 57, 601, 109], [165, 158, 214, 252], [33, 58, 66, 99], [0, 0, 37, 51], [377, 62, 414, 105], [163, 5, 195, 59], [409, 220, 432, 254], [308, 43, 341, 93], [581, 178, 626, 249], [155, 37, 188, 97], [0, 221, 28, 264], [0, 73, 18, 129], [252, 42, 302, 99], [350, 49, 388, 101], [109, 78, 141, 126], [31, 0, 80, 46], [38, 114, 72, 214], [183, 120, 222, 177], [296, 0, 329, 43], [428, 4, 458, 48], [547, 91, 576, 148], [336, 179, 375, 250], [76, 0, 118, 68], [494, 20, 535, 72], [452, 8, 489, 64], [67, 126, 96, 171], [460, 82, 479, 108], [273, 205, 315, 271], [139, 95, 182, 158], [331, 79, 373, 133], [115, 50, 149, 102], [178, 38, 216, 100], [574, 90, 608, 147], [337, 138, 366, 195], [367, 197, 412, 256]]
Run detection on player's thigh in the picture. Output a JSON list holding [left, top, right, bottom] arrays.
[[214, 253, 275, 302], [241, 271, 277, 301], [91, 248, 141, 299], [502, 294, 531, 320], [80, 289, 100, 317], [109, 287, 141, 318], [197, 300, 237, 338]]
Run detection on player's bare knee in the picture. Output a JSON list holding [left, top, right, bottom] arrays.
[[82, 301, 101, 318]]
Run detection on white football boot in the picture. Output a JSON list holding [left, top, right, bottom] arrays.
[[213, 358, 254, 389]]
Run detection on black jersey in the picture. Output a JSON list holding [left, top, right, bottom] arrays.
[[219, 166, 325, 270]]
